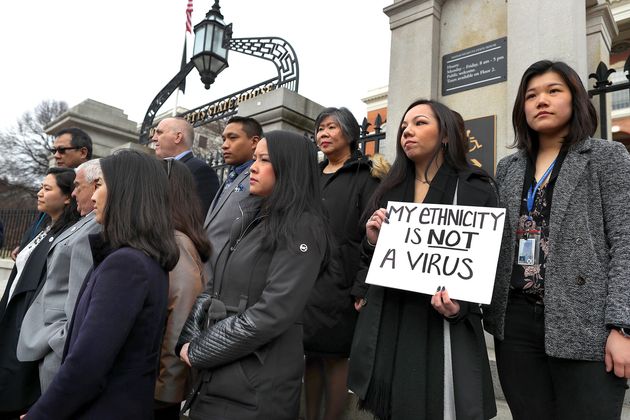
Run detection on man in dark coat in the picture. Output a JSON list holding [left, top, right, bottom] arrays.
[[152, 117, 220, 215]]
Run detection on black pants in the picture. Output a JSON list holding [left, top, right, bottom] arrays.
[[154, 402, 181, 420], [495, 294, 628, 420]]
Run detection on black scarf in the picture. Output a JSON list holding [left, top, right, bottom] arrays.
[[359, 163, 458, 420]]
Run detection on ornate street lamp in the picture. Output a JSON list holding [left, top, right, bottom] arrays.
[[139, 0, 300, 143], [192, 0, 232, 89]]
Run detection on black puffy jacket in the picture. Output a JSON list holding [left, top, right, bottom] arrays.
[[178, 199, 327, 420]]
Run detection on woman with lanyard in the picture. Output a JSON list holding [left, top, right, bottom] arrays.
[[485, 60, 630, 419]]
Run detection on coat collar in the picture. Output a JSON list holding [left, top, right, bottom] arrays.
[[88, 233, 114, 267], [319, 149, 371, 172], [502, 137, 593, 241], [49, 212, 97, 250], [204, 169, 251, 228], [381, 163, 492, 207], [549, 138, 592, 242]]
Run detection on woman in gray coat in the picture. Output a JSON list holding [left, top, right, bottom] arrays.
[[485, 60, 630, 420], [177, 131, 330, 420]]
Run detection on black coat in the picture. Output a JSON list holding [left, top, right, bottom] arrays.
[[25, 235, 169, 420], [0, 229, 53, 414], [348, 164, 497, 420], [178, 199, 327, 420], [180, 151, 220, 216], [303, 150, 379, 356]]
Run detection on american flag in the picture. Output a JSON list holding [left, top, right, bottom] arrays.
[[185, 0, 193, 33]]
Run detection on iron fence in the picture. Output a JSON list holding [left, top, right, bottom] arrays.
[[588, 57, 630, 139], [0, 209, 39, 259], [358, 114, 386, 155], [207, 113, 387, 182]]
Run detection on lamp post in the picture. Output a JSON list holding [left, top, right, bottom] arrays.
[[191, 0, 233, 89], [139, 0, 299, 144]]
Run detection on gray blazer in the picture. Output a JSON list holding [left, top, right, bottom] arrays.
[[203, 167, 251, 283], [17, 212, 101, 390], [484, 138, 630, 361]]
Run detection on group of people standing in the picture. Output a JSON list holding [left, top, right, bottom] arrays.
[[0, 58, 629, 420]]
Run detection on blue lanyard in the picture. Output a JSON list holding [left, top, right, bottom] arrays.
[[526, 159, 556, 215]]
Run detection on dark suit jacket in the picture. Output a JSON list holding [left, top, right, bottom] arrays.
[[25, 235, 169, 420], [203, 164, 252, 281], [180, 151, 220, 216]]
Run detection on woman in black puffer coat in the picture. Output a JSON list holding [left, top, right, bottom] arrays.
[[177, 131, 331, 420], [303, 107, 387, 420]]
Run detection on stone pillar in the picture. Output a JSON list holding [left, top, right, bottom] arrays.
[[236, 87, 325, 136], [384, 0, 445, 163], [505, 0, 588, 157], [45, 99, 139, 158], [586, 1, 618, 139]]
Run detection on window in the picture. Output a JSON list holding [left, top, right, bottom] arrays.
[[611, 71, 630, 110]]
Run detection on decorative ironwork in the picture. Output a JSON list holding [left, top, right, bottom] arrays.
[[357, 113, 386, 155], [139, 61, 196, 143], [588, 58, 630, 140], [228, 37, 299, 92], [139, 37, 299, 143]]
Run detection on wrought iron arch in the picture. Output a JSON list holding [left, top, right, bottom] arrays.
[[139, 37, 299, 143]]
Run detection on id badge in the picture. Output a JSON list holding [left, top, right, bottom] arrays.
[[517, 231, 540, 266]]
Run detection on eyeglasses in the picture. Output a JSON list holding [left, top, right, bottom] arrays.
[[49, 146, 81, 155]]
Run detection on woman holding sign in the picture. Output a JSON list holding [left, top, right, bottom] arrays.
[[348, 99, 497, 420], [485, 60, 630, 419]]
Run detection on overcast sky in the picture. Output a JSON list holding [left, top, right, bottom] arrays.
[[0, 0, 391, 131]]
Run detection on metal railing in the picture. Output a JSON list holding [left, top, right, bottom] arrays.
[[0, 209, 39, 259], [588, 57, 630, 139], [358, 114, 386, 156], [207, 113, 388, 183]]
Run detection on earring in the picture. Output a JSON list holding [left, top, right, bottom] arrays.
[[442, 142, 448, 151]]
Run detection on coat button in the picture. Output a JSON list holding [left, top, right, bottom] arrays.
[[576, 237, 583, 245], [576, 276, 586, 286]]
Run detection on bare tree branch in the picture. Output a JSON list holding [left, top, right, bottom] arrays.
[[0, 100, 68, 190]]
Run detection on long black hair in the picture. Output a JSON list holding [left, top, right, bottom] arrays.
[[161, 158, 211, 262], [100, 150, 179, 271], [367, 99, 473, 214], [47, 167, 80, 235], [261, 130, 331, 255], [512, 60, 597, 155]]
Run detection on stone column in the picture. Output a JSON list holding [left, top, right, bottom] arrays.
[[586, 1, 618, 139], [505, 0, 588, 157], [237, 87, 325, 136], [384, 0, 446, 162]]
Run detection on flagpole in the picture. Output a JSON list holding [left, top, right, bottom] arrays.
[[173, 90, 180, 117], [175, 0, 193, 117]]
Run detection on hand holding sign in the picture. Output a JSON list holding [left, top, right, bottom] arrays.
[[365, 201, 505, 304], [366, 207, 389, 246], [431, 286, 460, 317]]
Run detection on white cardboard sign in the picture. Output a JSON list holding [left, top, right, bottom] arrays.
[[365, 201, 506, 304]]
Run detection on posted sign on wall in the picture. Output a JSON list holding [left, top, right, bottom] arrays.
[[442, 37, 507, 96], [365, 202, 506, 304]]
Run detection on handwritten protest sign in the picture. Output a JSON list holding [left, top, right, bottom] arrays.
[[365, 201, 505, 304]]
